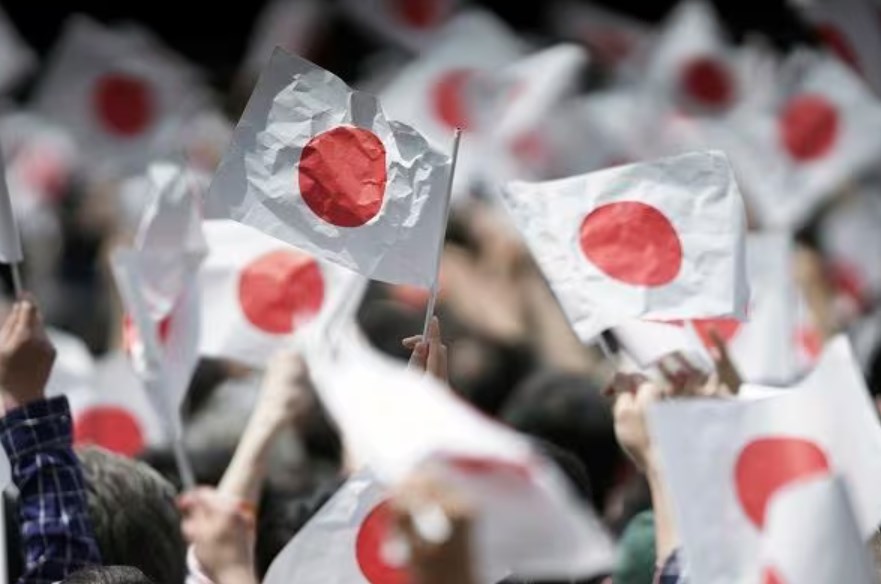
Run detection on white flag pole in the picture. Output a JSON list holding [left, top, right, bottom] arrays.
[[421, 128, 463, 339], [10, 264, 22, 299]]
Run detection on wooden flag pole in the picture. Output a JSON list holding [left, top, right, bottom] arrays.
[[421, 128, 463, 339]]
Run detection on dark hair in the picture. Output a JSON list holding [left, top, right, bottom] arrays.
[[500, 370, 623, 510], [63, 566, 154, 584], [77, 446, 186, 584]]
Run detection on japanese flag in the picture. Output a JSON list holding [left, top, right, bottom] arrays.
[[340, 0, 458, 51], [760, 476, 876, 584], [206, 49, 452, 288], [199, 220, 355, 368], [380, 10, 523, 195], [716, 53, 881, 228], [798, 0, 881, 96], [306, 328, 616, 580], [647, 1, 740, 113], [649, 337, 881, 584], [501, 150, 749, 341], [262, 471, 410, 584], [46, 331, 158, 457], [33, 15, 206, 173]]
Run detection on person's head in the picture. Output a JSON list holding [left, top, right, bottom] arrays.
[[63, 566, 154, 584], [501, 371, 624, 511], [77, 446, 186, 584]]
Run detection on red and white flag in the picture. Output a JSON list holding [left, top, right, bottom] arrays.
[[33, 16, 206, 173], [340, 0, 459, 51], [199, 220, 355, 368], [262, 470, 412, 584], [306, 328, 616, 580], [380, 10, 523, 195], [206, 49, 452, 288], [759, 475, 875, 584], [798, 0, 881, 95], [646, 1, 741, 114], [501, 151, 749, 341], [649, 337, 881, 584], [717, 53, 881, 228]]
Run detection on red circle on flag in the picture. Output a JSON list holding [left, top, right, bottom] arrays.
[[763, 566, 786, 584], [734, 437, 831, 528], [778, 94, 839, 162], [122, 314, 173, 353], [579, 201, 683, 287], [238, 250, 325, 335], [691, 318, 742, 348], [92, 73, 155, 137], [431, 69, 476, 130], [74, 406, 145, 457], [816, 24, 861, 73], [391, 0, 443, 29], [679, 56, 735, 109], [795, 326, 824, 362], [298, 126, 387, 227], [355, 500, 411, 584]]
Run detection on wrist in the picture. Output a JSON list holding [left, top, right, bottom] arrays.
[[212, 563, 257, 584]]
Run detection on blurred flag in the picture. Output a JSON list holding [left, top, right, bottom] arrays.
[[340, 0, 459, 51], [717, 53, 881, 228], [381, 10, 523, 196], [262, 470, 407, 584], [237, 0, 328, 84], [306, 328, 616, 581], [199, 220, 354, 368], [0, 146, 22, 263], [798, 0, 881, 95], [647, 1, 740, 114], [111, 163, 204, 438], [206, 49, 451, 287], [650, 337, 881, 584], [761, 476, 875, 584], [0, 6, 35, 93], [33, 16, 207, 174], [547, 0, 652, 74], [501, 151, 749, 341]]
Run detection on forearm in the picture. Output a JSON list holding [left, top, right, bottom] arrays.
[[217, 410, 280, 504], [647, 464, 679, 565], [1, 397, 102, 584]]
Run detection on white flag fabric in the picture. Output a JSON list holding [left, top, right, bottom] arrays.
[[760, 475, 875, 584], [380, 11, 523, 196], [798, 0, 881, 95], [33, 15, 206, 173], [206, 49, 452, 288], [0, 147, 22, 263], [306, 328, 616, 580], [649, 337, 881, 584], [340, 0, 458, 51], [199, 220, 355, 368], [502, 150, 748, 341], [132, 163, 207, 319], [716, 53, 881, 228], [112, 251, 200, 438], [263, 470, 410, 584], [0, 6, 35, 93]]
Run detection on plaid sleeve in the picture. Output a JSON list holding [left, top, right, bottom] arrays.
[[654, 548, 689, 584], [0, 396, 102, 584]]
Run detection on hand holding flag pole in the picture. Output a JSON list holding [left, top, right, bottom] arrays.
[[421, 128, 463, 339]]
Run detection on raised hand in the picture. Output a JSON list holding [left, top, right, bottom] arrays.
[[0, 298, 56, 410]]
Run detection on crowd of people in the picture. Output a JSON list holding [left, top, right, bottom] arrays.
[[0, 1, 877, 583]]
